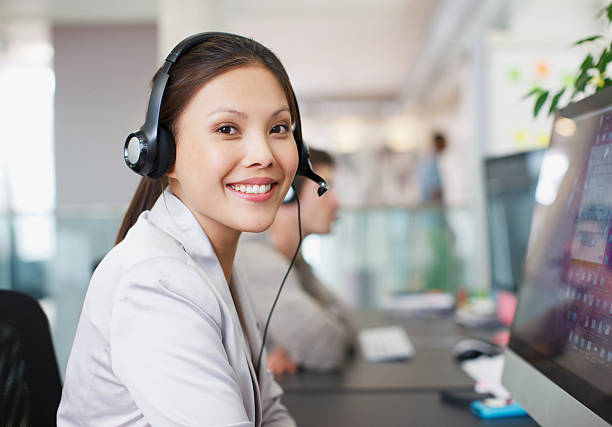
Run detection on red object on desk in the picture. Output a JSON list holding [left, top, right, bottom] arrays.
[[497, 290, 517, 326], [493, 290, 518, 347]]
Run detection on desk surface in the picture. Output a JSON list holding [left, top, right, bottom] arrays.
[[283, 392, 538, 427], [278, 310, 537, 425], [278, 310, 484, 393], [278, 346, 475, 393]]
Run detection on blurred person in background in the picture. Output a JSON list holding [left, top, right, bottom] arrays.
[[417, 132, 457, 292], [237, 148, 354, 374], [418, 132, 446, 204]]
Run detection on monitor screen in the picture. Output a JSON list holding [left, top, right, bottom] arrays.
[[505, 86, 612, 425], [485, 149, 545, 293]]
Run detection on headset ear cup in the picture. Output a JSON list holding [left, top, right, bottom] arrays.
[[149, 125, 175, 178], [163, 126, 176, 173]]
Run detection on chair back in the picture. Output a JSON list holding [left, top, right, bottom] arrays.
[[0, 290, 62, 426]]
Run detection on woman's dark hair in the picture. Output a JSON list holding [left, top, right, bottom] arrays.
[[115, 33, 301, 244]]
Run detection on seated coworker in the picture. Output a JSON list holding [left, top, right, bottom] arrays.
[[237, 149, 353, 373], [58, 33, 301, 426]]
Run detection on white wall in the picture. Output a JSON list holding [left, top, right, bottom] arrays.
[[53, 24, 157, 207]]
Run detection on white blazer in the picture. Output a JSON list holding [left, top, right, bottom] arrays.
[[57, 189, 296, 427]]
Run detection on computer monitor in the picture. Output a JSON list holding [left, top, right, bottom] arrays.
[[485, 149, 545, 293], [502, 86, 612, 426]]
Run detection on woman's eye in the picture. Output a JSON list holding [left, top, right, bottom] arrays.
[[270, 124, 289, 134], [216, 125, 237, 135]]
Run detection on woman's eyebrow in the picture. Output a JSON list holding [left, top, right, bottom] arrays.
[[272, 107, 290, 117], [207, 107, 290, 118], [208, 108, 247, 119]]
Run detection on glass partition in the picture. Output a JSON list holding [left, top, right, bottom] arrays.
[[7, 209, 122, 377], [6, 204, 476, 376], [303, 205, 476, 307]]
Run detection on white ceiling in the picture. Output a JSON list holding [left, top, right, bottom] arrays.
[[0, 0, 488, 110], [219, 0, 440, 102]]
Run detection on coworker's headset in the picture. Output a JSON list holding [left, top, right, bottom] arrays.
[[124, 31, 328, 199]]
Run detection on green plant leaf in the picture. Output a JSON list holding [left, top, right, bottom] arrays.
[[603, 78, 612, 88], [597, 48, 612, 72], [522, 87, 542, 100], [575, 70, 590, 92], [574, 35, 603, 46], [596, 3, 612, 21], [534, 90, 549, 117], [579, 54, 594, 71], [548, 88, 566, 115]]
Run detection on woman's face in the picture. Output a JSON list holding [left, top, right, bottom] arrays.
[[168, 65, 299, 238]]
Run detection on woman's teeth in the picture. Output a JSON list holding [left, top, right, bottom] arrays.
[[230, 184, 272, 194]]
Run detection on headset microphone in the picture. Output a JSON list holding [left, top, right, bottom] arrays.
[[305, 170, 328, 197], [290, 86, 328, 197], [297, 143, 328, 197]]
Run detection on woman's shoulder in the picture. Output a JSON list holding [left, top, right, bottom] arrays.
[[119, 212, 186, 260], [98, 217, 223, 320]]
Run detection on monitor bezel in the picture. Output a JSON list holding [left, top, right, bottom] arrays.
[[507, 85, 612, 424]]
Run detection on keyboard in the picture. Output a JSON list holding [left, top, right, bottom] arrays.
[[358, 325, 415, 362]]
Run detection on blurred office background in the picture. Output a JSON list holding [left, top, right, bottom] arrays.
[[0, 0, 608, 376]]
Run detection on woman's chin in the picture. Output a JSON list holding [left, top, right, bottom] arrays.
[[240, 217, 275, 234]]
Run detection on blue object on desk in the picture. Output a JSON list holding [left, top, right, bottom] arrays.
[[470, 399, 528, 419]]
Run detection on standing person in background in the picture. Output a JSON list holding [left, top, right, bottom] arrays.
[[417, 132, 456, 292], [418, 132, 447, 204], [237, 148, 353, 374]]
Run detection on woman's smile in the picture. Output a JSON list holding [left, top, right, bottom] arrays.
[[227, 177, 278, 202]]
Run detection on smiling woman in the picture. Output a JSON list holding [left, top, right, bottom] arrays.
[[167, 65, 298, 283], [56, 33, 308, 427]]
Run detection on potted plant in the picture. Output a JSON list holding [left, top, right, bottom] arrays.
[[526, 2, 612, 117]]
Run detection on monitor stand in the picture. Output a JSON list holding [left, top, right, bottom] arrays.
[[502, 349, 609, 427]]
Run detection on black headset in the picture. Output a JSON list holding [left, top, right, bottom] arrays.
[[124, 31, 328, 197]]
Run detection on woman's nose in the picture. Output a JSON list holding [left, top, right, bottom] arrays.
[[243, 134, 274, 169]]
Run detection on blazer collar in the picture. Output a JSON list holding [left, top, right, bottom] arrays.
[[147, 189, 236, 336], [149, 189, 219, 264]]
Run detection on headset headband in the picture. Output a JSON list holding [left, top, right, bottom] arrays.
[[141, 32, 229, 146]]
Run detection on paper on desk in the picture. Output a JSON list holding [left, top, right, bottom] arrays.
[[460, 354, 510, 399]]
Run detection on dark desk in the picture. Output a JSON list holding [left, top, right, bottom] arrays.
[[278, 310, 481, 393], [283, 392, 538, 427], [278, 310, 537, 425], [279, 346, 474, 393]]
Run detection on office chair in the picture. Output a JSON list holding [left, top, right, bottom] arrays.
[[0, 290, 62, 426]]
